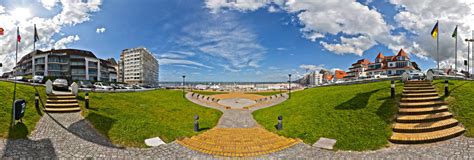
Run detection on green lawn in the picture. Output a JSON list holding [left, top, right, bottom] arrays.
[[191, 90, 228, 95], [245, 91, 286, 96], [253, 81, 403, 151], [0, 81, 46, 139], [77, 89, 222, 147], [433, 80, 474, 137]]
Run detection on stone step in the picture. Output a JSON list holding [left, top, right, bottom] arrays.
[[398, 106, 449, 115], [399, 101, 448, 108], [45, 103, 79, 108], [403, 86, 435, 90], [404, 84, 433, 87], [47, 99, 78, 103], [396, 112, 452, 123], [401, 96, 440, 102], [390, 126, 465, 144], [392, 118, 459, 133], [44, 107, 81, 112], [403, 89, 437, 93], [402, 92, 439, 97], [47, 95, 77, 99], [405, 80, 431, 84]]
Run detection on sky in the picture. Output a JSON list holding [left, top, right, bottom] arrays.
[[0, 0, 473, 82]]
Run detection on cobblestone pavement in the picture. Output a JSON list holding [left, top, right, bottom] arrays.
[[1, 92, 473, 159]]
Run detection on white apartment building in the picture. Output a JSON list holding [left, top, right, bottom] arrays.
[[119, 47, 159, 86]]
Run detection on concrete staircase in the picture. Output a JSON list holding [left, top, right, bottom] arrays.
[[177, 127, 301, 157], [389, 80, 465, 144], [45, 92, 81, 112]]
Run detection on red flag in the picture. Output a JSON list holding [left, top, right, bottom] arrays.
[[0, 27, 4, 35], [17, 27, 21, 43]]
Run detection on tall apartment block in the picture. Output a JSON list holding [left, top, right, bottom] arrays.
[[118, 47, 159, 86]]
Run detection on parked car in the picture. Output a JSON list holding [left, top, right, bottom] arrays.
[[9, 76, 25, 81], [78, 80, 95, 88], [373, 73, 388, 79], [409, 71, 425, 80], [28, 75, 44, 83], [94, 82, 113, 90], [53, 79, 69, 91]]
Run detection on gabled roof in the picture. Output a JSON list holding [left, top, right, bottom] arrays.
[[396, 49, 409, 59], [376, 52, 384, 59]]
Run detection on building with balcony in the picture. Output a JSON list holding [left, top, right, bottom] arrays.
[[366, 49, 420, 76], [15, 49, 117, 82], [345, 59, 370, 80], [119, 47, 159, 86]]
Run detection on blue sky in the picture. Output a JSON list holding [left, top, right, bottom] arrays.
[[1, 0, 473, 82]]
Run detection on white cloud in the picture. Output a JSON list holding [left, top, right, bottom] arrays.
[[389, 0, 474, 69], [320, 35, 377, 56], [159, 58, 213, 69], [96, 27, 106, 33], [205, 0, 474, 70], [299, 64, 325, 71], [54, 35, 80, 49], [178, 13, 266, 70], [40, 0, 59, 10], [0, 0, 102, 73], [0, 5, 5, 14]]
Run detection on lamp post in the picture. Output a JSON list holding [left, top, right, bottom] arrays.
[[182, 75, 186, 98], [288, 74, 292, 99]]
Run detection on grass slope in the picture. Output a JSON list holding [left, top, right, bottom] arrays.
[[433, 80, 474, 137], [0, 81, 46, 139], [78, 89, 222, 147], [253, 81, 403, 151]]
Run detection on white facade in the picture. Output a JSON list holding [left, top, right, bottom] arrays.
[[120, 47, 159, 86]]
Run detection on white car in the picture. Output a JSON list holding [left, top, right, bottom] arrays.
[[94, 82, 113, 90], [373, 73, 388, 79]]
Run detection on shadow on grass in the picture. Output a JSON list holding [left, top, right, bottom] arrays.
[[82, 112, 117, 146], [335, 89, 380, 110], [439, 82, 468, 100], [8, 122, 28, 139], [376, 96, 399, 124], [198, 127, 211, 131]]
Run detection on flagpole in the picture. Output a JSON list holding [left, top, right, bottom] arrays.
[[455, 26, 458, 71], [437, 23, 439, 75], [33, 24, 36, 82], [11, 27, 19, 127]]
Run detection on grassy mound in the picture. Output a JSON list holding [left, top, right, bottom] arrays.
[[0, 81, 46, 139], [253, 81, 402, 151], [433, 80, 474, 137], [78, 89, 222, 147]]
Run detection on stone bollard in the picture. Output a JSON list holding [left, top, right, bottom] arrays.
[[191, 92, 195, 97], [391, 80, 395, 99], [194, 114, 199, 132], [71, 82, 78, 96], [445, 80, 449, 96], [85, 93, 90, 109], [277, 115, 283, 130], [35, 92, 39, 109], [45, 80, 53, 95]]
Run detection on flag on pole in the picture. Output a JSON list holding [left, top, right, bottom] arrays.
[[0, 27, 4, 35], [17, 27, 21, 43], [34, 24, 39, 42], [431, 21, 439, 39], [452, 25, 458, 38]]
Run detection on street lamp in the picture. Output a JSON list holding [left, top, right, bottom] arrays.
[[182, 75, 186, 98], [288, 74, 292, 99]]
